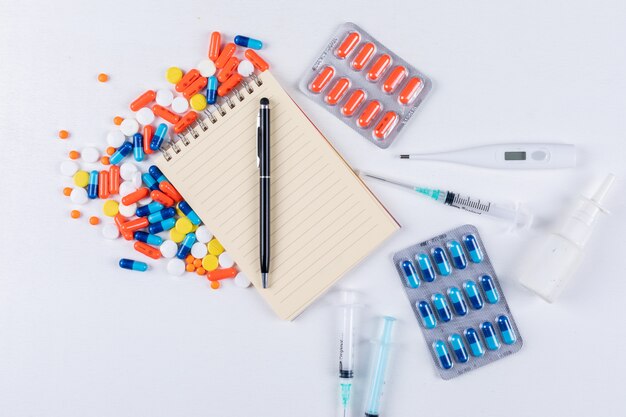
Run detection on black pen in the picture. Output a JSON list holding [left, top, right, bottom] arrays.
[[257, 97, 271, 288]]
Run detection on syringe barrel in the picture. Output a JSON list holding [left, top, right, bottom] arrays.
[[364, 316, 396, 417], [338, 291, 357, 378]]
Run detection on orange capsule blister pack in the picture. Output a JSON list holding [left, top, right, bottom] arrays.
[[298, 22, 431, 149]]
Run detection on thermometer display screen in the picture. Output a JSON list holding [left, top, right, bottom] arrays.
[[504, 151, 526, 161]]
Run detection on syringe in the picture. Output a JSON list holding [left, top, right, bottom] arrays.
[[338, 291, 357, 417], [364, 316, 396, 417], [358, 171, 533, 230]]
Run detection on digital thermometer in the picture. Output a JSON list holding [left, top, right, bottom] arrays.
[[400, 143, 577, 169]]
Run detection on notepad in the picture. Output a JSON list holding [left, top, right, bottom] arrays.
[[156, 71, 399, 320]]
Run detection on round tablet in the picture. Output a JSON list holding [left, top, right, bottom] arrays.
[[238, 60, 255, 77], [190, 94, 207, 111], [139, 196, 152, 205], [118, 202, 137, 217], [70, 187, 88, 205], [156, 89, 174, 107], [102, 200, 119, 217], [171, 96, 189, 113], [119, 162, 138, 180], [175, 217, 193, 234], [107, 130, 126, 147], [195, 225, 213, 243], [207, 238, 224, 255], [218, 252, 234, 268], [169, 228, 185, 243], [60, 160, 79, 177], [102, 223, 120, 239], [160, 240, 178, 258], [73, 171, 89, 187], [234, 272, 251, 288], [131, 171, 143, 189], [136, 107, 155, 125], [166, 67, 183, 84], [201, 254, 219, 271], [197, 59, 216, 77], [191, 242, 208, 259], [120, 118, 140, 136], [167, 258, 186, 276], [82, 147, 100, 163], [119, 181, 137, 197]]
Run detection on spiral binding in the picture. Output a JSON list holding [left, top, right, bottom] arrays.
[[160, 75, 264, 161]]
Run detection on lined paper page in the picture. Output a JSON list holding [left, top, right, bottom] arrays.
[[157, 72, 399, 320]]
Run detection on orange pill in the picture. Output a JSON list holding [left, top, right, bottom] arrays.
[[336, 31, 360, 59], [215, 42, 236, 69], [309, 66, 335, 94], [398, 77, 424, 105], [70, 210, 81, 219], [208, 31, 221, 61], [150, 190, 175, 207], [58, 130, 69, 139], [183, 76, 208, 100], [69, 150, 80, 160], [351, 42, 376, 71], [175, 69, 201, 93], [121, 217, 149, 233], [244, 49, 269, 72], [357, 100, 382, 128], [185, 254, 195, 264], [373, 111, 399, 140], [367, 54, 392, 82], [89, 216, 100, 225], [174, 111, 198, 134], [341, 89, 366, 117], [106, 146, 116, 155], [143, 125, 154, 155], [109, 165, 120, 195], [325, 78, 351, 105], [382, 66, 407, 94], [207, 267, 238, 281], [121, 187, 149, 205], [130, 90, 156, 112], [210, 281, 220, 289], [152, 104, 182, 124], [113, 116, 124, 125], [63, 187, 72, 196], [98, 170, 110, 199], [217, 73, 242, 97], [186, 264, 196, 273], [114, 214, 133, 240], [100, 156, 110, 165], [134, 241, 161, 260], [159, 181, 183, 203], [196, 267, 206, 276], [193, 259, 203, 268], [97, 73, 109, 82], [217, 56, 240, 83]]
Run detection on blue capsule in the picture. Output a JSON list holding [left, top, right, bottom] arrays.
[[110, 141, 133, 165], [480, 275, 499, 304], [119, 258, 148, 272], [463, 234, 483, 263], [149, 165, 167, 183], [148, 207, 176, 224], [142, 173, 160, 191], [401, 260, 420, 288], [481, 322, 500, 351], [464, 328, 485, 357], [431, 247, 451, 276], [133, 133, 144, 162], [176, 232, 197, 259], [206, 76, 218, 105], [447, 287, 468, 316], [497, 315, 517, 345], [234, 35, 263, 50], [433, 340, 453, 370], [136, 202, 165, 217], [133, 231, 163, 246], [178, 201, 202, 225], [448, 334, 469, 363], [87, 170, 98, 199], [416, 254, 436, 282], [148, 217, 176, 234], [150, 123, 168, 151], [464, 280, 483, 310], [416, 301, 437, 329], [446, 240, 467, 269], [431, 293, 452, 322]]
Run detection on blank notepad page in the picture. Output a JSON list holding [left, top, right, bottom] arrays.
[[156, 71, 399, 320]]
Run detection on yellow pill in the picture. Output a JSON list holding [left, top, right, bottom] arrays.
[[102, 200, 119, 217], [190, 93, 207, 111], [169, 228, 186, 243], [175, 207, 185, 217], [202, 254, 219, 271], [166, 67, 183, 84], [207, 238, 224, 255], [73, 171, 89, 188], [191, 223, 199, 232], [175, 217, 193, 234]]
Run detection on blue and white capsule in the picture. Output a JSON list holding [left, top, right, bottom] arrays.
[[464, 280, 483, 310], [206, 76, 217, 105], [481, 322, 500, 351], [497, 315, 517, 345], [448, 334, 469, 363], [149, 165, 167, 183], [148, 207, 176, 224], [447, 287, 468, 316], [431, 293, 452, 323], [416, 301, 437, 329], [148, 217, 176, 234], [433, 340, 453, 370], [150, 123, 168, 151], [136, 202, 164, 217], [464, 328, 485, 357], [133, 133, 144, 162], [446, 240, 467, 270], [87, 170, 98, 199], [178, 201, 202, 225], [463, 234, 483, 263], [400, 260, 420, 288], [416, 254, 435, 282], [141, 173, 160, 191], [176, 232, 197, 259], [119, 258, 148, 272], [110, 141, 133, 165], [480, 275, 499, 304], [133, 231, 163, 246], [431, 247, 451, 276], [234, 35, 263, 50]]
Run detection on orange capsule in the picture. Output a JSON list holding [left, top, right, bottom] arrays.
[[325, 77, 351, 105], [217, 56, 240, 83], [336, 31, 360, 59], [152, 104, 182, 124], [341, 89, 366, 117], [70, 210, 81, 219], [367, 54, 392, 82], [357, 100, 382, 128], [183, 76, 208, 100], [373, 111, 399, 140], [121, 217, 149, 233], [398, 77, 424, 105], [309, 66, 335, 94], [175, 69, 201, 93], [109, 165, 120, 195], [215, 43, 236, 69], [217, 73, 242, 97], [207, 267, 238, 281], [63, 187, 72, 196], [351, 42, 376, 71], [89, 216, 100, 225], [159, 181, 183, 203], [382, 66, 407, 94], [134, 241, 161, 260], [98, 170, 110, 199], [208, 31, 221, 61], [174, 111, 198, 134], [121, 187, 149, 205], [114, 214, 133, 240], [130, 90, 156, 112], [244, 49, 269, 72], [150, 190, 175, 207], [69, 150, 80, 160], [113, 116, 124, 125], [143, 125, 154, 155]]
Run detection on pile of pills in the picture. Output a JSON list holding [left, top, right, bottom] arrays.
[[58, 31, 271, 289]]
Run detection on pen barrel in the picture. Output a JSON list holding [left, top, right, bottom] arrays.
[[260, 177, 270, 273]]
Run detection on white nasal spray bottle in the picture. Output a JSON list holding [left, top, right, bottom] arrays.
[[518, 174, 615, 302]]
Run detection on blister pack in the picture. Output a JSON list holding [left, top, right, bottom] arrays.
[[392, 225, 523, 379], [298, 22, 431, 149]]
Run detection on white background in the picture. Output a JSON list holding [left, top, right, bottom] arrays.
[[1, 1, 626, 416]]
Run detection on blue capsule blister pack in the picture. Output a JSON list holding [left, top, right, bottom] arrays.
[[392, 224, 523, 379]]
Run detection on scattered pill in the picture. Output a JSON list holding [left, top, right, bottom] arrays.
[[234, 35, 263, 50], [58, 130, 69, 139], [207, 239, 224, 256], [237, 60, 254, 77], [120, 118, 140, 136], [208, 31, 221, 61], [447, 287, 468, 316], [166, 67, 184, 84], [176, 233, 197, 259], [107, 130, 126, 148], [82, 147, 100, 163], [207, 267, 238, 281], [159, 181, 183, 203], [63, 187, 72, 196], [210, 281, 220, 289], [497, 315, 516, 345], [119, 258, 148, 272], [464, 280, 483, 310], [190, 93, 207, 111], [119, 162, 138, 181], [192, 258, 202, 268], [160, 240, 178, 258], [70, 188, 89, 205], [176, 69, 201, 93], [102, 200, 119, 217], [87, 170, 99, 199], [195, 225, 213, 243], [480, 275, 499, 304], [191, 242, 208, 259], [178, 201, 201, 225], [234, 272, 251, 288], [197, 59, 217, 77], [142, 125, 154, 155], [136, 201, 164, 217], [206, 76, 217, 104], [433, 340, 453, 370], [218, 252, 234, 268], [416, 301, 437, 329], [336, 32, 360, 59], [186, 263, 196, 273], [244, 49, 269, 72], [448, 334, 469, 363], [136, 107, 155, 125], [60, 160, 79, 177], [431, 247, 451, 276], [113, 116, 124, 125], [130, 90, 156, 112], [182, 76, 208, 100], [151, 190, 174, 207], [149, 217, 176, 234], [166, 258, 185, 276], [100, 156, 110, 165], [171, 96, 189, 113], [196, 267, 207, 276], [98, 171, 110, 198], [118, 202, 137, 218], [201, 254, 219, 271], [134, 241, 161, 260], [110, 142, 133, 165], [106, 147, 116, 156], [102, 223, 120, 239], [70, 210, 81, 219], [73, 170, 89, 187], [134, 231, 163, 246], [215, 43, 236, 69], [69, 150, 80, 160], [217, 73, 242, 97], [97, 73, 109, 82], [147, 207, 176, 224], [464, 328, 485, 357], [89, 216, 100, 225], [119, 181, 137, 197], [149, 165, 167, 183], [122, 187, 149, 206], [132, 133, 144, 162], [175, 217, 193, 234]]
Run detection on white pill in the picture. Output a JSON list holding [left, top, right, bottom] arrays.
[[167, 258, 186, 276], [238, 60, 255, 77], [81, 147, 100, 163], [136, 107, 155, 125], [70, 187, 88, 205], [190, 242, 208, 259], [218, 252, 234, 268], [171, 96, 189, 113], [119, 181, 137, 197], [120, 118, 140, 136], [118, 202, 137, 217], [156, 89, 174, 107], [131, 171, 143, 189], [197, 59, 216, 77], [119, 162, 138, 180], [139, 196, 152, 205], [195, 225, 213, 243], [234, 272, 251, 288], [107, 130, 126, 147], [60, 160, 79, 176], [160, 240, 178, 258], [102, 223, 120, 240]]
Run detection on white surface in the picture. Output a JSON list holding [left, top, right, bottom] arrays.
[[1, 1, 626, 417]]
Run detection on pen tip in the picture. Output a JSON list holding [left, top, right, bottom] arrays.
[[260, 97, 269, 105]]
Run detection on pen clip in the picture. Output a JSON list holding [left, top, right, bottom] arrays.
[[256, 111, 261, 168]]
